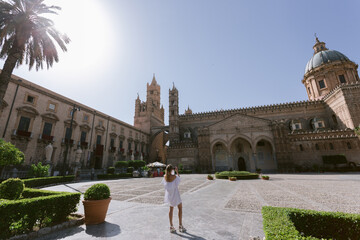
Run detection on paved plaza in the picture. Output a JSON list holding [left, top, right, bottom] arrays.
[[37, 173, 360, 240]]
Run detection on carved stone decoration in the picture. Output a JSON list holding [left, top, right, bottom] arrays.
[[75, 147, 83, 163], [45, 143, 53, 162]]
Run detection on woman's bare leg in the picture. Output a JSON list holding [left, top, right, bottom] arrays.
[[178, 203, 183, 226], [169, 206, 174, 226]]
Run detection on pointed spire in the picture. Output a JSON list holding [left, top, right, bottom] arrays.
[[151, 73, 157, 85], [137, 93, 140, 100]]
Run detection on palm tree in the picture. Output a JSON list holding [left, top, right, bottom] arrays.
[[0, 0, 69, 101]]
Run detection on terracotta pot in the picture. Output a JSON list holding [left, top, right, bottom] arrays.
[[83, 197, 111, 225]]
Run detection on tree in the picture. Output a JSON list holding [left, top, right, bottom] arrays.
[[0, 0, 70, 101], [0, 138, 24, 176]]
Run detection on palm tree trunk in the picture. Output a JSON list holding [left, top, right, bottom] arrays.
[[0, 48, 21, 101]]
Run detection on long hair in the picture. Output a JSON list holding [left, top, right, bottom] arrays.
[[165, 164, 173, 182]]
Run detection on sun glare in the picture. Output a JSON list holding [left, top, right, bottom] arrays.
[[44, 0, 116, 72]]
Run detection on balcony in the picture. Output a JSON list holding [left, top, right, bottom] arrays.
[[11, 129, 33, 140], [61, 138, 74, 146], [38, 134, 54, 143], [109, 146, 116, 153], [80, 141, 89, 149]]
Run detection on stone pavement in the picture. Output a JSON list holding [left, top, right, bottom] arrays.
[[36, 173, 360, 240]]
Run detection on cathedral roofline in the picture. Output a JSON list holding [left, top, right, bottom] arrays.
[[179, 99, 324, 119], [322, 81, 360, 101]]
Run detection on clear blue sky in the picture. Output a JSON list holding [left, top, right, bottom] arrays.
[[1, 0, 359, 125]]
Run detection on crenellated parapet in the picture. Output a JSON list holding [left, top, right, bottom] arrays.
[[288, 129, 357, 142], [179, 99, 324, 121]]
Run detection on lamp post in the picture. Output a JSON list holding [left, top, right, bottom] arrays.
[[62, 104, 80, 176]]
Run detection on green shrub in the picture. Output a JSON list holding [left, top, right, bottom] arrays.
[[141, 166, 150, 171], [133, 160, 146, 169], [262, 206, 360, 240], [0, 178, 24, 200], [84, 183, 110, 200], [23, 176, 75, 188], [0, 188, 80, 239], [115, 161, 128, 168], [261, 175, 270, 180], [215, 171, 259, 180], [97, 173, 132, 180], [0, 139, 24, 171], [107, 167, 115, 174], [178, 163, 183, 171], [207, 175, 213, 180], [28, 162, 50, 178], [127, 160, 135, 168], [127, 167, 134, 173]]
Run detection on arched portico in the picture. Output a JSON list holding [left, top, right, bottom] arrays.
[[255, 138, 277, 172], [229, 137, 254, 171], [211, 141, 229, 172]]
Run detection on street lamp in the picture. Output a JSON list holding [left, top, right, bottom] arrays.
[[62, 104, 80, 176]]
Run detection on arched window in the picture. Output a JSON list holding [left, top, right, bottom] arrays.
[[315, 144, 319, 150], [347, 142, 352, 149], [299, 144, 304, 151], [329, 143, 334, 150]]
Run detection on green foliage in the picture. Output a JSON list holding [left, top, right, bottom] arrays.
[[23, 176, 75, 188], [0, 178, 24, 200], [28, 162, 50, 178], [179, 170, 192, 174], [127, 160, 135, 167], [115, 161, 128, 168], [107, 167, 115, 174], [133, 160, 146, 169], [229, 177, 237, 181], [215, 171, 259, 180], [97, 173, 132, 180], [0, 188, 80, 239], [355, 126, 360, 136], [207, 175, 213, 180], [141, 166, 150, 171], [127, 167, 134, 173], [0, 139, 24, 167], [262, 206, 360, 240], [322, 155, 347, 165], [178, 163, 183, 171], [261, 175, 270, 180], [84, 183, 110, 200]]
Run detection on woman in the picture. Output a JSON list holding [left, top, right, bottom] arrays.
[[161, 164, 186, 233]]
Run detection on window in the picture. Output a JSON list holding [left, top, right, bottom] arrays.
[[339, 75, 346, 84], [80, 131, 87, 143], [318, 80, 326, 89], [129, 130, 133, 137], [96, 135, 102, 145], [315, 144, 319, 150], [135, 142, 138, 151], [184, 131, 191, 139], [119, 140, 123, 149], [18, 116, 31, 132], [347, 142, 352, 150], [83, 115, 89, 122], [98, 120, 103, 127], [308, 87, 311, 95], [257, 141, 265, 147], [317, 121, 324, 128], [27, 95, 35, 104], [329, 143, 334, 150], [128, 141, 132, 150], [121, 128, 124, 135], [171, 100, 175, 106], [110, 138, 115, 148], [48, 103, 56, 111], [111, 125, 115, 131], [136, 133, 139, 139], [65, 127, 72, 140], [42, 122, 53, 136], [299, 144, 304, 151], [150, 90, 154, 94], [171, 110, 174, 116]]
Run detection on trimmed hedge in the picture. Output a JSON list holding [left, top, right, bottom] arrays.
[[215, 171, 259, 180], [0, 188, 80, 239], [97, 173, 132, 180], [262, 206, 360, 240], [0, 178, 24, 200], [23, 176, 75, 188]]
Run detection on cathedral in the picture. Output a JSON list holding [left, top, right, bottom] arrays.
[[136, 38, 360, 173]]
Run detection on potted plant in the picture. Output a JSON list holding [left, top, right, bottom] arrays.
[[83, 183, 111, 225], [261, 175, 270, 180], [229, 177, 237, 181], [256, 168, 262, 174], [207, 175, 213, 180]]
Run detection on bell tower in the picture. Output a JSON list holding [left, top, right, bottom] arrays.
[[169, 83, 180, 144]]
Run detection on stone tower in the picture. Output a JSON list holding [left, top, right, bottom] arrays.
[[168, 83, 180, 144], [302, 37, 359, 100], [134, 74, 164, 134]]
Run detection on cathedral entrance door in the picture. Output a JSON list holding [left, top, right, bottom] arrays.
[[238, 157, 246, 171]]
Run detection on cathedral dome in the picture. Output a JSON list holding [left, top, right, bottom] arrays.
[[305, 49, 350, 74]]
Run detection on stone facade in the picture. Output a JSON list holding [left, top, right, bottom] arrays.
[[165, 38, 360, 172], [0, 75, 150, 171]]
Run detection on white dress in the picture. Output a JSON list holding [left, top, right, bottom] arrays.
[[161, 175, 182, 207]]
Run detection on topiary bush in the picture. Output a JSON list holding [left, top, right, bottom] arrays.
[[127, 167, 134, 173], [133, 160, 146, 169], [0, 178, 24, 200], [127, 160, 135, 168], [215, 171, 259, 180], [84, 183, 110, 200], [23, 176, 75, 188], [262, 206, 360, 240], [115, 161, 128, 168], [107, 167, 115, 174]]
